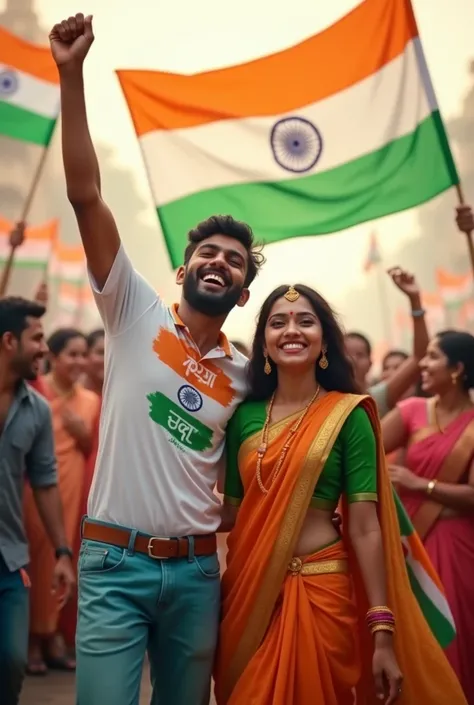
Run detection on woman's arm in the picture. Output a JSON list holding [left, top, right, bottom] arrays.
[[390, 463, 474, 512], [381, 407, 409, 455], [62, 408, 93, 456]]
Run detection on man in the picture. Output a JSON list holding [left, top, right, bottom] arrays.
[[345, 266, 429, 417], [50, 14, 264, 705], [0, 297, 75, 705]]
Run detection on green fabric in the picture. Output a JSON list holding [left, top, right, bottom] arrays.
[[224, 399, 377, 506]]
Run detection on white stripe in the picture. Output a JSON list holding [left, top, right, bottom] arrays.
[[0, 237, 52, 262], [0, 64, 59, 120], [139, 38, 436, 206], [402, 538, 454, 627]]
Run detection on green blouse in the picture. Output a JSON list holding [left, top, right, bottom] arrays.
[[224, 400, 378, 511]]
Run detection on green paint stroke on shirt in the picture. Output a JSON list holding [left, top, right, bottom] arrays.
[[147, 392, 213, 451]]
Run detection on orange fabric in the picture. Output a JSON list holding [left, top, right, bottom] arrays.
[[24, 380, 99, 635], [214, 393, 466, 705]]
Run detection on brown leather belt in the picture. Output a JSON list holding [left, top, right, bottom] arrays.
[[82, 520, 217, 560]]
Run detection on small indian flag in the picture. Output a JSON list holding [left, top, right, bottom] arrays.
[[436, 268, 474, 307], [49, 241, 86, 284], [0, 216, 57, 267], [422, 290, 447, 333], [363, 231, 381, 273], [117, 0, 459, 268], [394, 492, 456, 648], [0, 25, 59, 147]]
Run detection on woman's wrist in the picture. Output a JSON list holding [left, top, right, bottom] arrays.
[[373, 630, 394, 648]]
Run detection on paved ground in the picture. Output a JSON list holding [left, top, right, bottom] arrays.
[[20, 669, 217, 704]]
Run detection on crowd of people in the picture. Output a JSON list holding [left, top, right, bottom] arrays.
[[1, 11, 474, 705]]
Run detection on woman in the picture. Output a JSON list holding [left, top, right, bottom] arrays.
[[214, 285, 466, 705], [24, 328, 100, 674], [383, 330, 474, 702], [60, 328, 105, 649]]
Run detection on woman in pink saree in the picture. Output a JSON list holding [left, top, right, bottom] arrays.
[[382, 330, 474, 702]]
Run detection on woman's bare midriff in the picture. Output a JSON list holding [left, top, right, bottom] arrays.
[[294, 506, 340, 557]]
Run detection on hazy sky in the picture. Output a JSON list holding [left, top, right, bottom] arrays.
[[10, 0, 474, 340]]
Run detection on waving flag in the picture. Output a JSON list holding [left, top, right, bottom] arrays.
[[118, 0, 458, 267], [0, 25, 59, 147], [436, 268, 474, 308], [363, 231, 381, 272], [0, 216, 57, 268]]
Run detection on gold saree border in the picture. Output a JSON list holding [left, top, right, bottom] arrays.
[[412, 416, 474, 540], [225, 393, 367, 699]]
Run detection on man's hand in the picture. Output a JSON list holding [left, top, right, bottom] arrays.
[[455, 204, 474, 234], [387, 266, 419, 300], [52, 555, 76, 608], [9, 221, 26, 249], [49, 14, 94, 69]]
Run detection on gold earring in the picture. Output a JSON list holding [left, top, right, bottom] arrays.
[[264, 354, 272, 375], [319, 347, 328, 370]]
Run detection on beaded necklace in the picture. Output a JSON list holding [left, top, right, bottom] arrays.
[[256, 386, 321, 495]]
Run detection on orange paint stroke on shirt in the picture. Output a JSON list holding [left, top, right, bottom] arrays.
[[153, 328, 235, 407]]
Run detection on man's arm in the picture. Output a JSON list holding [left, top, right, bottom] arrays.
[[51, 15, 158, 336], [52, 16, 119, 290], [26, 403, 69, 551]]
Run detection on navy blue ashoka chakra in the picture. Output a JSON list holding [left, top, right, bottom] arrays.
[[270, 116, 323, 173], [178, 385, 203, 413], [0, 69, 19, 96]]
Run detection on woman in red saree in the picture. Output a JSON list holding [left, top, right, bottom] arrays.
[[214, 285, 466, 705], [383, 330, 474, 702]]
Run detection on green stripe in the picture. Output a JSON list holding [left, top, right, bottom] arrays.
[[406, 564, 455, 648], [0, 258, 48, 269], [157, 111, 458, 268], [0, 100, 57, 147]]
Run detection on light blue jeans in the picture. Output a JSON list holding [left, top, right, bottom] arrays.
[[76, 523, 220, 705]]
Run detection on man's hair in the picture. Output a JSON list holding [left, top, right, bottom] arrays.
[[183, 215, 265, 287], [0, 296, 46, 341], [345, 331, 372, 357]]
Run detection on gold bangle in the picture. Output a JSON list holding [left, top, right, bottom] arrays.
[[366, 605, 392, 614], [426, 479, 438, 495], [371, 624, 395, 635]]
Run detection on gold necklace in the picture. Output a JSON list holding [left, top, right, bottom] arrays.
[[256, 387, 321, 495]]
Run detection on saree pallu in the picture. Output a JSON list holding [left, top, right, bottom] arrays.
[[214, 392, 467, 705], [399, 408, 474, 702]]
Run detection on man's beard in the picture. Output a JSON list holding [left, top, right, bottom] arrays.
[[182, 269, 243, 317]]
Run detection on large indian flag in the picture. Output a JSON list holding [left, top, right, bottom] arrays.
[[117, 0, 459, 268], [48, 241, 86, 284], [394, 492, 456, 648], [0, 25, 59, 146], [0, 216, 57, 268]]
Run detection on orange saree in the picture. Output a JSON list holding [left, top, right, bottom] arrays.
[[24, 380, 99, 635], [214, 392, 466, 705]]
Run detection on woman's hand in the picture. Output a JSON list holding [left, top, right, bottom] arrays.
[[373, 640, 403, 703], [389, 464, 426, 493], [62, 408, 87, 439]]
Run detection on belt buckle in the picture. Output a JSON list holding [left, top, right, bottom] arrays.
[[147, 537, 171, 560]]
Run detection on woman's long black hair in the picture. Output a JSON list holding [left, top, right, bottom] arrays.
[[247, 284, 361, 401]]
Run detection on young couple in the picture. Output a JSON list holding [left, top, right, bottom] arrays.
[[52, 13, 467, 705]]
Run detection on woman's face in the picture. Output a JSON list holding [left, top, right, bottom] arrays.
[[87, 335, 105, 384], [264, 295, 323, 372], [381, 353, 406, 381], [420, 337, 460, 395], [52, 335, 88, 385]]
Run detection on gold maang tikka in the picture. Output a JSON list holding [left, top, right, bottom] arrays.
[[284, 286, 300, 303]]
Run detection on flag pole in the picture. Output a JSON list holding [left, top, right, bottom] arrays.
[[0, 147, 51, 298], [455, 183, 474, 285]]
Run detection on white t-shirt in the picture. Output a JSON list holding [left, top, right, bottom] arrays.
[[87, 245, 248, 537]]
